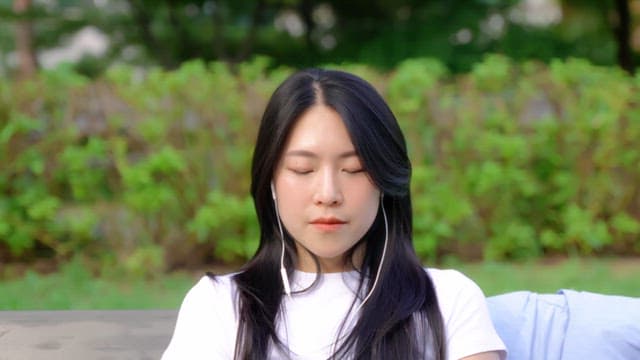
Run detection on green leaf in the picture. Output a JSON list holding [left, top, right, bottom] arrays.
[[611, 213, 640, 235]]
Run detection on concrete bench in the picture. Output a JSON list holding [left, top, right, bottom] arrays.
[[0, 310, 177, 360], [3, 291, 640, 360]]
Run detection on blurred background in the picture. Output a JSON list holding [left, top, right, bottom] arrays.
[[3, 0, 640, 77], [1, 0, 639, 309]]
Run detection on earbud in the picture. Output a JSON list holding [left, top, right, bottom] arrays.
[[281, 266, 291, 297], [271, 181, 291, 297]]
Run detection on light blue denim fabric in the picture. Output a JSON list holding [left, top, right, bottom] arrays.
[[486, 290, 640, 360], [559, 289, 640, 360], [487, 291, 568, 360]]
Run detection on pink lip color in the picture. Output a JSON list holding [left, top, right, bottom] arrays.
[[311, 217, 346, 231], [312, 223, 344, 231]]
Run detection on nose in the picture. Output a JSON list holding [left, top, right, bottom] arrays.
[[313, 169, 343, 206]]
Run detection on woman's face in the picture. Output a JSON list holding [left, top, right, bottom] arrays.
[[273, 104, 381, 273]]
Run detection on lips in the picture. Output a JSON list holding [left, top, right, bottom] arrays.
[[311, 217, 346, 225], [310, 217, 346, 231]]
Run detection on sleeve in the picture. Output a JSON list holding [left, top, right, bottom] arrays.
[[161, 276, 236, 360], [431, 269, 507, 360]]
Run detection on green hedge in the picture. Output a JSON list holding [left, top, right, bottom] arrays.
[[2, 56, 639, 274]]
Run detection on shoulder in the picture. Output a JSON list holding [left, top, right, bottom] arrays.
[[161, 273, 239, 360], [176, 273, 239, 327], [425, 268, 489, 322], [425, 268, 507, 360], [426, 267, 476, 288], [182, 273, 236, 307], [426, 268, 484, 304]]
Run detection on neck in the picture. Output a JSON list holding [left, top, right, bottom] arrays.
[[295, 243, 365, 273]]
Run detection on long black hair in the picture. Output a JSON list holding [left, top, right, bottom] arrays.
[[230, 68, 445, 359]]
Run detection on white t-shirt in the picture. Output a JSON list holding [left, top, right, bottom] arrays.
[[162, 268, 506, 360]]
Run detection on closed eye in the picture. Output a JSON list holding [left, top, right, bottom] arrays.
[[289, 168, 313, 175], [343, 168, 365, 174]]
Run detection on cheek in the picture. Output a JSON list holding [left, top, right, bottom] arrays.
[[275, 175, 309, 203], [353, 186, 381, 226], [366, 196, 381, 225], [273, 175, 307, 224]]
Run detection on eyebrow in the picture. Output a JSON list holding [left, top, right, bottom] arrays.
[[284, 150, 358, 159]]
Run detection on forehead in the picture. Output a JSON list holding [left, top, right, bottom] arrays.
[[282, 104, 355, 154]]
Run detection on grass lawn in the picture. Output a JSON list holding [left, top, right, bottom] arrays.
[[1, 257, 638, 310], [451, 257, 640, 297]]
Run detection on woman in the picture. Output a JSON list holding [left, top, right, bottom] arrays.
[[162, 69, 506, 359]]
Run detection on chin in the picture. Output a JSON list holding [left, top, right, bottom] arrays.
[[311, 248, 355, 265]]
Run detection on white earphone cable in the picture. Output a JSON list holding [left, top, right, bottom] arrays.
[[354, 195, 388, 313], [272, 187, 292, 297]]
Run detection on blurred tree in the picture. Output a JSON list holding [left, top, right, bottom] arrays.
[[612, 0, 633, 73], [121, 0, 276, 68], [13, 0, 37, 78], [0, 0, 637, 76], [322, 0, 523, 71], [561, 0, 634, 74]]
